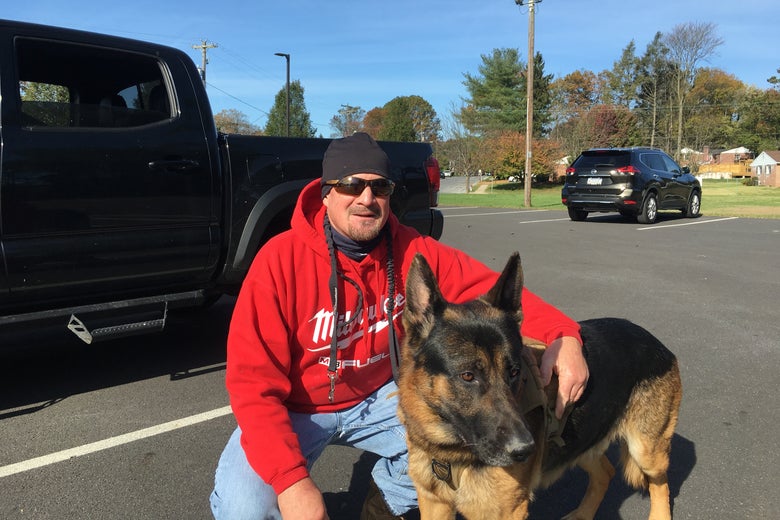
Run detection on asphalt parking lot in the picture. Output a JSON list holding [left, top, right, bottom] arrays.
[[1, 207, 778, 519]]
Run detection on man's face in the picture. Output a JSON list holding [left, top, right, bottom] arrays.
[[323, 173, 392, 241]]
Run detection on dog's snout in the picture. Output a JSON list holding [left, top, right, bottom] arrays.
[[508, 439, 535, 462]]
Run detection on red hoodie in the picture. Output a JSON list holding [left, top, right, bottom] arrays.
[[226, 179, 581, 495]]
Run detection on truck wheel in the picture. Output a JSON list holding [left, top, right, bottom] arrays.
[[683, 190, 701, 218], [637, 193, 657, 224], [567, 207, 588, 221]]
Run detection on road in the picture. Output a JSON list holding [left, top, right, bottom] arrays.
[[2, 209, 778, 519]]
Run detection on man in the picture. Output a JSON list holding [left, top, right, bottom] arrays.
[[210, 133, 588, 519]]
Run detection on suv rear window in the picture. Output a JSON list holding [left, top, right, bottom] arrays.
[[639, 153, 666, 171], [572, 151, 632, 169]]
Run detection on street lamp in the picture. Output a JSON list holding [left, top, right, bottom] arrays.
[[274, 52, 290, 137]]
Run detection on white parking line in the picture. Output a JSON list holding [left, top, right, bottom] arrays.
[[0, 405, 233, 478], [517, 218, 571, 224], [442, 209, 550, 218], [637, 217, 738, 230]]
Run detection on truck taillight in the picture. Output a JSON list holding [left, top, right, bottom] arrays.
[[425, 157, 441, 207]]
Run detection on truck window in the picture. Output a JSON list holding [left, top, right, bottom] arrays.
[[16, 37, 173, 129]]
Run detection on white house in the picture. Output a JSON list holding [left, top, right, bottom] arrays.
[[750, 151, 780, 187]]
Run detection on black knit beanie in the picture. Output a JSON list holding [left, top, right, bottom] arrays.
[[321, 133, 391, 195]]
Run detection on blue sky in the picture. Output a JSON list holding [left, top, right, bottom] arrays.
[[5, 0, 778, 136]]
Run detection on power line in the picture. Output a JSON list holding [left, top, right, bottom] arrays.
[[205, 82, 270, 116]]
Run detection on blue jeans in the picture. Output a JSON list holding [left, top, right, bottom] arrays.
[[210, 380, 417, 519]]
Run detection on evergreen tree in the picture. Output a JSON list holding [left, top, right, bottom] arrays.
[[531, 52, 554, 137], [459, 48, 552, 137], [605, 41, 641, 107], [460, 48, 526, 135], [635, 33, 675, 147], [264, 80, 316, 137]]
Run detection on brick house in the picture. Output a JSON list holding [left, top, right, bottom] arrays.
[[750, 151, 780, 187], [698, 146, 754, 179]]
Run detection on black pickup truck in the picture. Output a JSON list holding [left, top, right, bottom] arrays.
[[0, 19, 443, 344]]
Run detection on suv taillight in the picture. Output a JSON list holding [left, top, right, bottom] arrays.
[[565, 166, 575, 175], [616, 165, 640, 175], [425, 156, 440, 207]]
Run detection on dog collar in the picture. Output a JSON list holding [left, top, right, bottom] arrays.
[[431, 458, 461, 491]]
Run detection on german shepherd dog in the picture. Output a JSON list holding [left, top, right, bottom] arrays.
[[397, 253, 682, 520]]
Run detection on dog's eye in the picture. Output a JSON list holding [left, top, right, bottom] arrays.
[[460, 371, 475, 382], [509, 366, 521, 379]]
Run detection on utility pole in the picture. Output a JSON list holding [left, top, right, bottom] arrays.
[[192, 40, 218, 84], [515, 0, 537, 208]]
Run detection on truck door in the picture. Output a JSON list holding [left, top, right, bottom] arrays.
[[0, 35, 219, 308]]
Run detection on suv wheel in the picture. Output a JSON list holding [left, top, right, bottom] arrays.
[[683, 190, 701, 218], [637, 193, 658, 224], [568, 207, 588, 221]]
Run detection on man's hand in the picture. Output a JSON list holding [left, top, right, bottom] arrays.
[[540, 336, 589, 419], [278, 477, 329, 520]]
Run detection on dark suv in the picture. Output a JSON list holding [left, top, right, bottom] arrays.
[[561, 148, 701, 224]]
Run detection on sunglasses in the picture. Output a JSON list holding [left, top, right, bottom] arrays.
[[325, 176, 395, 197]]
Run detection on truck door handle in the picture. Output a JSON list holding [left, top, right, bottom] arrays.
[[148, 159, 200, 172]]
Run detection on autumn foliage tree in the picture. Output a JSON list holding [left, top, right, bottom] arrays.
[[214, 108, 262, 135], [479, 131, 561, 181]]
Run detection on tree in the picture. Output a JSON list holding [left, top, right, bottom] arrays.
[[362, 108, 385, 139], [635, 32, 674, 147], [530, 52, 554, 137], [588, 105, 641, 148], [20, 81, 70, 126], [214, 108, 262, 135], [460, 48, 527, 135], [378, 97, 415, 142], [734, 86, 780, 152], [377, 95, 440, 142], [549, 70, 599, 132], [549, 70, 601, 157], [460, 48, 552, 138], [264, 80, 316, 137], [406, 95, 441, 142], [767, 68, 780, 90], [330, 104, 365, 137], [435, 103, 483, 191], [685, 68, 745, 150], [604, 40, 640, 107], [664, 22, 724, 157], [20, 81, 69, 102]]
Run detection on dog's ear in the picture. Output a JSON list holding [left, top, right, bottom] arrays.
[[403, 253, 446, 338], [484, 252, 524, 317]]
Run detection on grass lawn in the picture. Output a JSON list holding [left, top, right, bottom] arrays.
[[439, 179, 780, 219]]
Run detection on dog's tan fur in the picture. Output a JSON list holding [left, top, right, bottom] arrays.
[[398, 253, 682, 520]]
